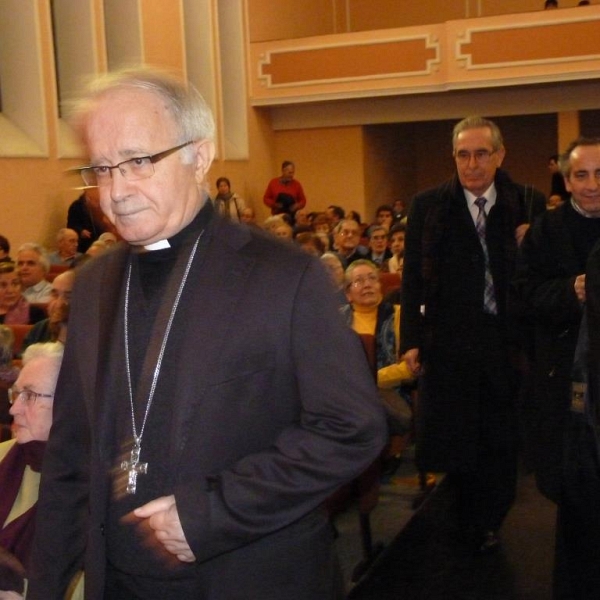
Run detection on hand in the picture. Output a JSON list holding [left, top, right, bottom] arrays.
[[81, 229, 92, 239], [574, 274, 586, 303], [403, 348, 421, 376], [515, 223, 530, 247], [0, 592, 24, 599], [133, 495, 196, 563]]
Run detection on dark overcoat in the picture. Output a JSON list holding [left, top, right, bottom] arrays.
[[28, 209, 387, 600], [400, 172, 534, 472], [516, 202, 600, 501]]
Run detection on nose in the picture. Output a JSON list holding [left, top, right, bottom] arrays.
[[109, 168, 132, 202]]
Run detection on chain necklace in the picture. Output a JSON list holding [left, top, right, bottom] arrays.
[[120, 232, 203, 494]]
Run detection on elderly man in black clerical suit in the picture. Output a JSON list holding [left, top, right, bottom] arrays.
[[401, 116, 545, 555], [27, 68, 386, 600]]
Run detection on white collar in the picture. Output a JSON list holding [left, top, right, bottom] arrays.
[[144, 239, 171, 251]]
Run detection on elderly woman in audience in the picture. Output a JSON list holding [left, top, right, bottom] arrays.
[[0, 264, 46, 326], [0, 343, 72, 598], [263, 215, 294, 240], [0, 326, 19, 443]]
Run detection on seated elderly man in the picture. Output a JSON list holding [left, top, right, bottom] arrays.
[[366, 225, 392, 268], [0, 343, 63, 596], [22, 269, 75, 352], [15, 245, 52, 304], [48, 229, 81, 268], [332, 219, 368, 268], [0, 263, 46, 326]]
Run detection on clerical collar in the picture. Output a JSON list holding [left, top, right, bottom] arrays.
[[141, 198, 214, 252], [571, 197, 600, 219]]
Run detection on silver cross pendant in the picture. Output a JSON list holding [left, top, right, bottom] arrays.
[[120, 439, 148, 494]]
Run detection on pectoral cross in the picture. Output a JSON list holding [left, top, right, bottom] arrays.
[[120, 439, 148, 494]]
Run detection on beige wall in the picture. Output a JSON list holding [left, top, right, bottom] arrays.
[[267, 126, 366, 219]]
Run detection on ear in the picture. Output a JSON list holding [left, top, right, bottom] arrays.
[[495, 146, 506, 167], [193, 139, 216, 182]]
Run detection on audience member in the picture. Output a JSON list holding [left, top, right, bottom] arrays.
[[392, 199, 408, 223], [332, 219, 368, 267], [326, 205, 345, 229], [372, 204, 395, 232], [0, 237, 11, 263], [263, 215, 293, 240], [15, 245, 52, 304], [548, 154, 570, 203], [263, 160, 307, 223], [312, 213, 332, 236], [386, 223, 406, 275], [295, 232, 324, 256], [27, 67, 384, 599], [341, 260, 413, 433], [320, 252, 347, 306], [294, 209, 310, 230], [401, 116, 539, 555], [366, 225, 392, 268], [213, 177, 246, 222], [0, 342, 67, 598], [48, 229, 82, 267], [0, 264, 46, 326], [0, 325, 19, 441], [346, 210, 362, 225], [98, 232, 117, 247], [239, 206, 256, 225], [67, 187, 113, 253], [22, 269, 75, 352]]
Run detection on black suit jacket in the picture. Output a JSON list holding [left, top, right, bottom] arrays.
[[28, 209, 387, 599]]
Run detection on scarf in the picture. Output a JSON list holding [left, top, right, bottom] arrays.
[[0, 440, 46, 568]]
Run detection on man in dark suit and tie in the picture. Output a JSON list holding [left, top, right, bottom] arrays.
[[401, 116, 545, 554], [27, 68, 387, 600]]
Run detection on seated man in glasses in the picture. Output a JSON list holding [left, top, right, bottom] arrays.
[[332, 218, 368, 268], [0, 342, 67, 597]]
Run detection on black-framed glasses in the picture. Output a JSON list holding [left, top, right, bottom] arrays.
[[77, 140, 195, 187], [8, 387, 54, 406]]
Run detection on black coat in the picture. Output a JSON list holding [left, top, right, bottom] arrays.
[[401, 172, 540, 471], [28, 209, 387, 599], [516, 202, 600, 500]]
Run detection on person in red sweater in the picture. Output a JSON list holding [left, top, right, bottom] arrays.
[[263, 161, 307, 223]]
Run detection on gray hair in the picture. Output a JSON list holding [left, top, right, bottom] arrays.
[[344, 259, 379, 287], [22, 341, 64, 368], [17, 242, 50, 274], [70, 67, 215, 163], [56, 228, 78, 243], [452, 116, 504, 152]]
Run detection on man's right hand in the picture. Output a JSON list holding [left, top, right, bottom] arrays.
[[403, 348, 421, 376]]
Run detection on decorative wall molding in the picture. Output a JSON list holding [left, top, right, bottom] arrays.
[[249, 6, 600, 106]]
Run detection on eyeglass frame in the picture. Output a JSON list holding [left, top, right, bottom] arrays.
[[349, 273, 380, 288], [453, 149, 497, 165], [76, 140, 196, 187], [8, 387, 55, 406]]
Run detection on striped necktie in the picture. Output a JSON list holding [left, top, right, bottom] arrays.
[[474, 197, 498, 315]]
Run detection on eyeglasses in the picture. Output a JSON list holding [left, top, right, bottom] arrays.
[[8, 387, 54, 406], [77, 141, 195, 187], [338, 229, 359, 237], [454, 149, 496, 165], [350, 273, 379, 288]]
